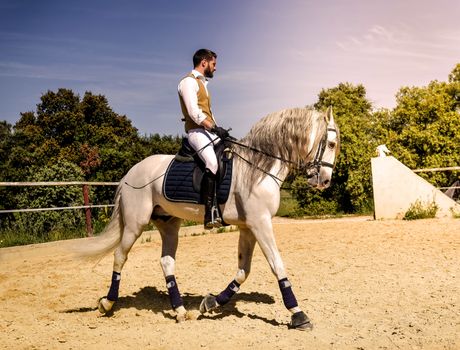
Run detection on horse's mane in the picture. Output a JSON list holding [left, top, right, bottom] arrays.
[[236, 107, 327, 183]]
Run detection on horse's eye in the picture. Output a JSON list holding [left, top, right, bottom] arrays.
[[328, 141, 336, 149]]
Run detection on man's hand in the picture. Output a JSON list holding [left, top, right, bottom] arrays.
[[211, 126, 230, 140]]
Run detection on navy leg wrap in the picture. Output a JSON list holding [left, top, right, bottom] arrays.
[[216, 280, 240, 306], [278, 278, 298, 310], [107, 271, 121, 301], [165, 275, 183, 309]]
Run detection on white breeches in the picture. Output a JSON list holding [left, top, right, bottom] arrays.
[[187, 128, 220, 174]]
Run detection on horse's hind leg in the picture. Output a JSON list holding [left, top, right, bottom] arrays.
[[200, 227, 256, 313], [98, 201, 152, 314], [155, 216, 190, 322]]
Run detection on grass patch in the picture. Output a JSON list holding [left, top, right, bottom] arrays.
[[182, 219, 199, 227], [450, 207, 460, 218], [216, 225, 239, 233], [403, 200, 438, 220], [141, 235, 153, 244], [0, 226, 87, 248]]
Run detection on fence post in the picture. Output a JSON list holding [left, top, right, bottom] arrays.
[[82, 184, 93, 237]]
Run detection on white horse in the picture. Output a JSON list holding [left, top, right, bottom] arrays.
[[78, 106, 340, 330]]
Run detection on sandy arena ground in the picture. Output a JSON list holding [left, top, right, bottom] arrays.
[[0, 217, 459, 349]]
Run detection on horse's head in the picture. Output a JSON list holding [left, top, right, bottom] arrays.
[[306, 106, 340, 190]]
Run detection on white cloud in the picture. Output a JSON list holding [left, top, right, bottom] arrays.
[[336, 24, 460, 63]]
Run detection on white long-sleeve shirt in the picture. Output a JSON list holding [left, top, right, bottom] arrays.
[[177, 69, 211, 125]]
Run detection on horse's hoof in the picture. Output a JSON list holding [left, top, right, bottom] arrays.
[[199, 294, 218, 314], [186, 310, 199, 320], [174, 305, 187, 323], [176, 312, 187, 323], [290, 311, 313, 330], [97, 297, 114, 314], [175, 309, 198, 322]]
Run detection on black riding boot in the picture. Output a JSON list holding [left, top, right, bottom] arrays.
[[202, 169, 222, 229]]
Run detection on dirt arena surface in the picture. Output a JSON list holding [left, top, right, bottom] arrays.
[[0, 217, 459, 349]]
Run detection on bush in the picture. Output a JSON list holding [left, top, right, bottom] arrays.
[[290, 176, 340, 216], [403, 200, 438, 220], [276, 190, 298, 217], [0, 160, 87, 246]]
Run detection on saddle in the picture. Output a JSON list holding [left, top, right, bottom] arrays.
[[163, 138, 233, 204]]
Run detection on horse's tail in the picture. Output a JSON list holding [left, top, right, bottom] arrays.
[[72, 182, 124, 259]]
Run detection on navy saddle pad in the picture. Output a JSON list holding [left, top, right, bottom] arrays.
[[163, 158, 233, 204]]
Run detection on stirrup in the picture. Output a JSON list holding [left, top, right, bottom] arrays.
[[204, 205, 222, 229]]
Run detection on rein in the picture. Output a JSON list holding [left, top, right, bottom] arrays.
[[227, 139, 298, 167], [125, 124, 337, 190], [226, 126, 336, 179], [231, 149, 286, 184]]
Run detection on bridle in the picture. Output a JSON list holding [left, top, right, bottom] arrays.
[[302, 126, 337, 178], [226, 124, 338, 180]]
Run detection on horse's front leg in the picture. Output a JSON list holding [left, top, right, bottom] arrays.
[[155, 217, 190, 322], [249, 217, 313, 330], [200, 227, 256, 313]]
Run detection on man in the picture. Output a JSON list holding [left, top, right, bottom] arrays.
[[178, 49, 229, 229]]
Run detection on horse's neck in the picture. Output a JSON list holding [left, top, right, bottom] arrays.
[[255, 158, 290, 187], [271, 160, 290, 184], [237, 110, 325, 186]]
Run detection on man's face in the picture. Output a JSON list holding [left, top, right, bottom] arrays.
[[203, 57, 217, 78]]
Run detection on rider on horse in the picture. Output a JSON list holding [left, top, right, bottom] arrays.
[[177, 49, 229, 229]]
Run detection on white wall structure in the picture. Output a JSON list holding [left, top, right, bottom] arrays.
[[371, 156, 460, 219]]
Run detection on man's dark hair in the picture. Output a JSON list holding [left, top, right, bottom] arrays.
[[193, 49, 217, 68]]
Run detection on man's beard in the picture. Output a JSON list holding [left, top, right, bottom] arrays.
[[204, 66, 214, 78]]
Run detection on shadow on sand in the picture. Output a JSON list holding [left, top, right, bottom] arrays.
[[63, 286, 284, 326]]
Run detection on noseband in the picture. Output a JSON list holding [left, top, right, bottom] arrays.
[[303, 127, 337, 179]]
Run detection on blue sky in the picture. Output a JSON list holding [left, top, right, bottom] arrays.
[[1, 0, 459, 138]]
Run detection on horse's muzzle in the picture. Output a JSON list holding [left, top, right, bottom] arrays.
[[307, 174, 331, 190]]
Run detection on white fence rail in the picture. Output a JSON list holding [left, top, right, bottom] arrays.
[[0, 181, 119, 186], [0, 181, 119, 236], [0, 204, 115, 214], [411, 167, 460, 191], [413, 166, 460, 173]]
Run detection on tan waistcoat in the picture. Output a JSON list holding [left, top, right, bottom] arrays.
[[179, 73, 216, 132]]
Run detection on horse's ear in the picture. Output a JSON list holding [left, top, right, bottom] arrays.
[[326, 106, 334, 125]]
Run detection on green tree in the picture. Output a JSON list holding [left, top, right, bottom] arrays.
[[0, 121, 16, 213], [8, 89, 144, 179], [384, 66, 460, 187], [0, 121, 12, 179], [448, 63, 460, 83], [5, 89, 146, 204], [290, 83, 378, 214], [142, 133, 182, 155], [79, 91, 143, 179]]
